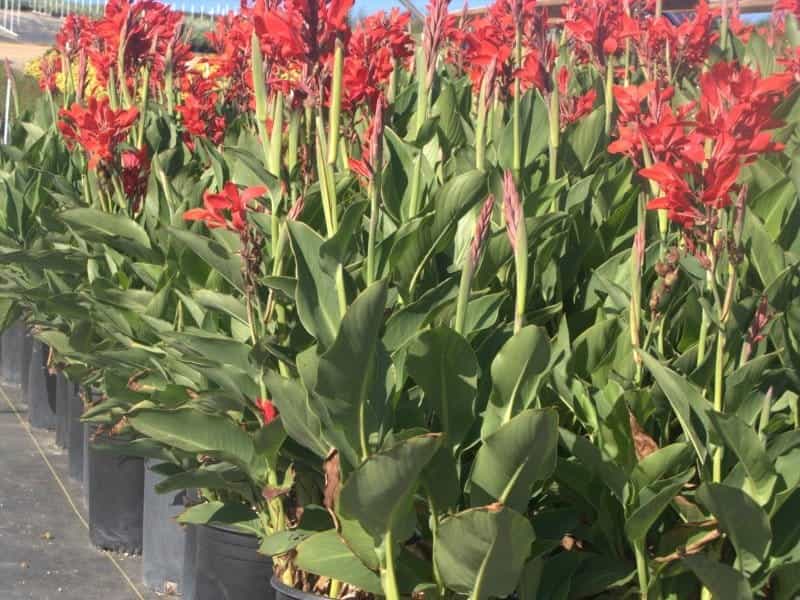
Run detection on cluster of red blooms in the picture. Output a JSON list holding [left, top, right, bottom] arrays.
[[255, 398, 280, 424], [183, 183, 267, 234], [634, 62, 791, 230], [205, 12, 254, 112], [177, 76, 228, 148], [58, 97, 139, 169], [343, 10, 412, 110]]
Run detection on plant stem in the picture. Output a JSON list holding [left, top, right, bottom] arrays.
[[136, 63, 150, 149], [454, 259, 474, 335], [327, 40, 343, 165], [414, 47, 428, 136], [382, 526, 401, 600], [513, 217, 528, 334], [407, 152, 423, 219], [365, 175, 380, 285], [548, 86, 560, 208], [634, 540, 649, 599], [604, 58, 614, 136]]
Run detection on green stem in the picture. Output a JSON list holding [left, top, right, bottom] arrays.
[[414, 47, 428, 136], [136, 63, 150, 149], [513, 219, 528, 334], [269, 92, 284, 177], [407, 152, 423, 219], [604, 58, 614, 136], [327, 40, 343, 165], [548, 86, 560, 205], [634, 540, 649, 599], [382, 526, 401, 600], [454, 260, 474, 335], [366, 177, 380, 285]]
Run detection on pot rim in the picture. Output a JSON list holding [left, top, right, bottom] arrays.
[[270, 576, 333, 600]]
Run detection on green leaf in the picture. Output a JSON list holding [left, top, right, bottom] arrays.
[[470, 408, 558, 512], [697, 483, 771, 573], [708, 412, 777, 506], [294, 530, 383, 594], [314, 281, 390, 467], [265, 371, 329, 458], [682, 554, 754, 600], [629, 443, 693, 492], [60, 208, 156, 261], [406, 327, 478, 452], [482, 325, 551, 438], [287, 221, 342, 350], [129, 408, 254, 468], [566, 106, 605, 171], [338, 434, 441, 537], [624, 470, 693, 543], [169, 227, 245, 292], [640, 352, 708, 462], [434, 504, 535, 600], [193, 289, 248, 325], [177, 501, 260, 534]]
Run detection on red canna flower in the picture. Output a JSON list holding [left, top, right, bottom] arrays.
[[563, 0, 639, 68], [556, 67, 598, 128], [348, 97, 384, 183], [58, 97, 139, 169], [342, 10, 411, 111], [183, 182, 267, 233], [177, 75, 227, 146], [56, 14, 92, 60], [255, 398, 280, 424]]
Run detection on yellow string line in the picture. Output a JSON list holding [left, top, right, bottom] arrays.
[[0, 384, 146, 600]]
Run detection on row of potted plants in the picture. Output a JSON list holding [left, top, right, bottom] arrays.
[[2, 0, 800, 598]]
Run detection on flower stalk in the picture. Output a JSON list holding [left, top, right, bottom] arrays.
[[503, 172, 527, 333], [327, 39, 344, 166], [455, 194, 495, 334]]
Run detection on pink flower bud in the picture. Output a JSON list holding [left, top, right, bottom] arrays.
[[470, 194, 495, 270], [503, 171, 522, 252]]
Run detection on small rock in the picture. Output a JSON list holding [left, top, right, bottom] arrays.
[[40, 531, 54, 541], [19, 561, 29, 569]]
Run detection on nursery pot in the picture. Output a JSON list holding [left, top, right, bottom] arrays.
[[183, 522, 273, 600], [1, 322, 29, 387], [67, 383, 84, 481], [142, 460, 191, 595], [27, 341, 57, 430], [272, 576, 330, 600], [87, 427, 145, 553], [55, 373, 69, 448]]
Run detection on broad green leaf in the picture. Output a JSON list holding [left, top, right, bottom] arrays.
[[624, 470, 694, 543], [265, 371, 329, 458], [470, 408, 558, 512], [338, 434, 441, 537], [682, 554, 754, 600], [406, 327, 477, 452], [169, 227, 245, 292], [640, 353, 708, 462], [60, 208, 156, 261], [129, 408, 254, 468], [177, 501, 260, 535], [559, 428, 627, 501], [482, 325, 552, 438], [287, 221, 341, 350], [708, 412, 777, 506], [294, 530, 383, 594], [629, 443, 693, 491], [697, 483, 771, 573], [434, 504, 535, 600], [314, 281, 389, 467], [567, 106, 605, 171], [193, 289, 248, 325]]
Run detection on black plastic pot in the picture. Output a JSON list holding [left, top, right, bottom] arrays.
[[87, 428, 145, 553], [55, 373, 69, 448], [183, 523, 273, 600], [142, 460, 191, 595], [27, 341, 57, 430], [1, 322, 28, 387], [67, 385, 84, 482], [272, 577, 330, 600]]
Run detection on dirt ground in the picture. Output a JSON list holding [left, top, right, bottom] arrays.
[[0, 41, 50, 70]]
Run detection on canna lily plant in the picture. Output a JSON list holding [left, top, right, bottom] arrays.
[[2, 0, 800, 599]]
